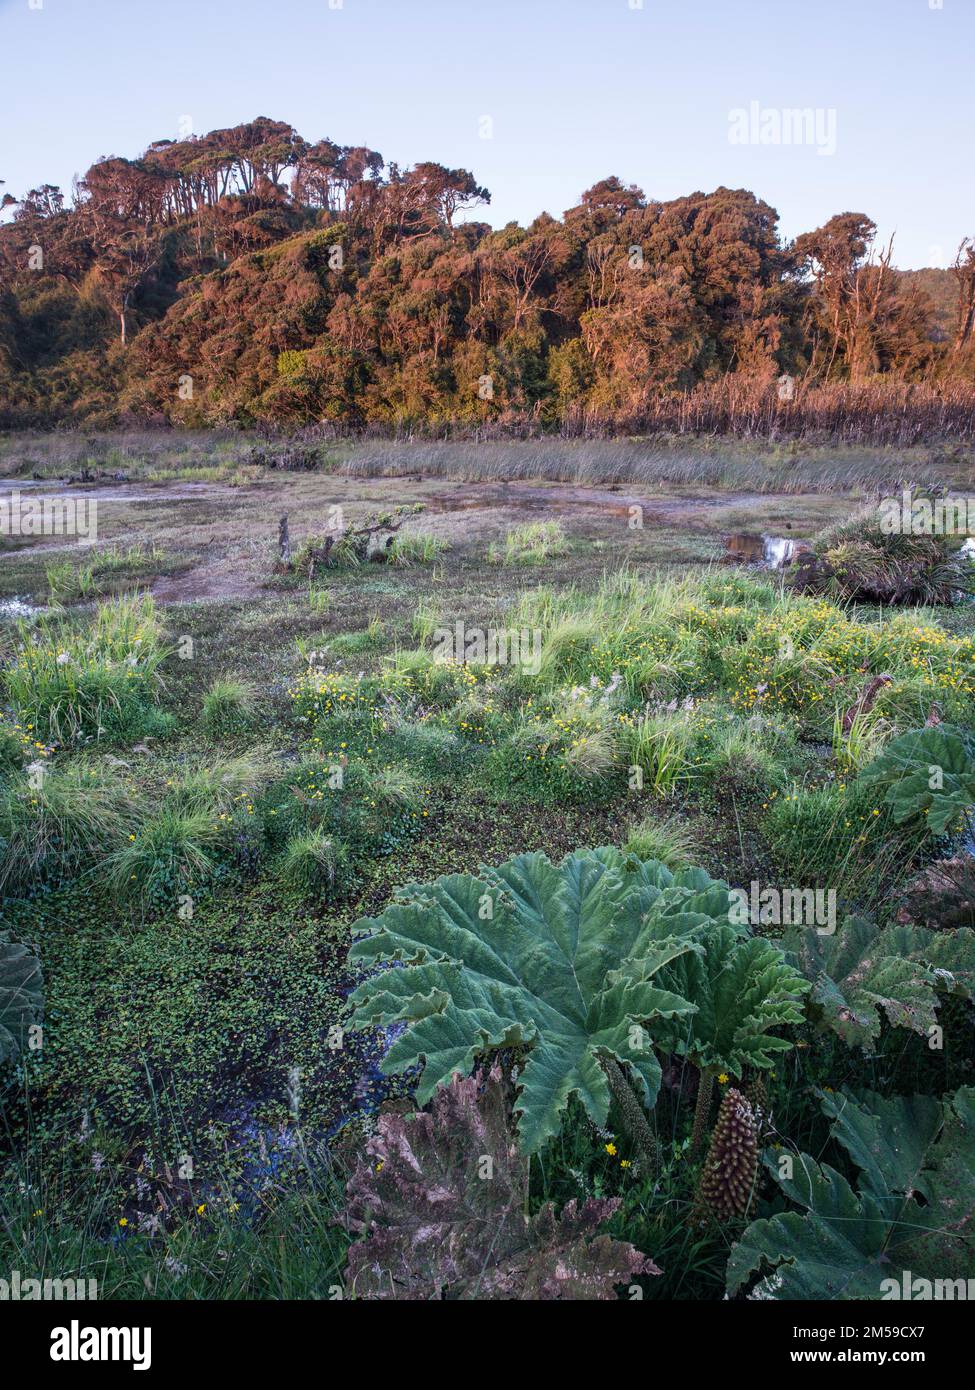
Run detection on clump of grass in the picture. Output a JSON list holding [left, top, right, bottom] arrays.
[[762, 778, 926, 903], [560, 725, 617, 781], [623, 813, 699, 870], [279, 830, 353, 900], [3, 593, 167, 745], [308, 584, 329, 615], [695, 722, 784, 798], [382, 648, 469, 707], [0, 760, 136, 894], [201, 677, 256, 738], [830, 703, 894, 774], [488, 712, 621, 804], [796, 502, 974, 606], [104, 806, 224, 904], [388, 532, 449, 566], [360, 762, 423, 815], [45, 545, 169, 603], [490, 520, 568, 566], [328, 617, 384, 655], [45, 559, 97, 603], [533, 614, 604, 687], [165, 753, 267, 817], [620, 710, 696, 796], [411, 596, 441, 644]]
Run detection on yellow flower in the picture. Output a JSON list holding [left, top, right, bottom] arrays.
[[196, 1203, 206, 1216], [604, 1142, 617, 1156], [118, 1217, 128, 1227], [718, 1073, 729, 1085], [620, 1159, 631, 1169]]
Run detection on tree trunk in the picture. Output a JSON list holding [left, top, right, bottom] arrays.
[[954, 299, 975, 354], [690, 1069, 715, 1158], [278, 514, 291, 568], [599, 1056, 659, 1169]]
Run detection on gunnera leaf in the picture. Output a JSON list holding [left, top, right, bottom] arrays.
[[858, 725, 975, 838], [348, 848, 731, 1154], [0, 931, 43, 1065], [656, 924, 809, 1077], [784, 914, 975, 1048], [726, 1086, 975, 1299], [341, 1068, 659, 1300]]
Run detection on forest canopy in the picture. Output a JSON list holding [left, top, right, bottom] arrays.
[[1, 115, 973, 430]]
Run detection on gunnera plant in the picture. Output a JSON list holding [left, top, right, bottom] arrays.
[[349, 848, 735, 1161], [0, 931, 43, 1065]]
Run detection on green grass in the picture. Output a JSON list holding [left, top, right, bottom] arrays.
[[201, 676, 256, 738], [387, 531, 449, 566], [623, 812, 700, 869], [0, 759, 137, 895], [104, 805, 225, 904], [490, 520, 569, 566], [3, 592, 168, 745], [620, 710, 698, 797], [44, 544, 171, 604], [0, 1152, 349, 1299], [327, 616, 385, 655], [279, 829, 353, 899]]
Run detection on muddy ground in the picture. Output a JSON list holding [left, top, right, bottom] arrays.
[[0, 469, 856, 608]]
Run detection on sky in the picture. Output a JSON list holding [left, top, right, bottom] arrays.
[[0, 0, 970, 269]]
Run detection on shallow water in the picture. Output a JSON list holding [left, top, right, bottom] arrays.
[[0, 595, 43, 619], [724, 532, 804, 569]]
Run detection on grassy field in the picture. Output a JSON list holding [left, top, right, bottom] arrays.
[[1, 433, 974, 1301]]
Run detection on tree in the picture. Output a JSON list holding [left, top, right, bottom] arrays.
[[951, 237, 975, 355]]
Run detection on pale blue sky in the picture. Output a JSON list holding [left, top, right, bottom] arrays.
[[1, 0, 970, 268]]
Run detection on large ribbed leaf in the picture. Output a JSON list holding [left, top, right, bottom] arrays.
[[656, 924, 808, 1076], [342, 1068, 658, 1299], [348, 849, 731, 1153], [859, 726, 975, 837], [727, 1086, 975, 1299], [784, 915, 975, 1048], [0, 931, 43, 1064]]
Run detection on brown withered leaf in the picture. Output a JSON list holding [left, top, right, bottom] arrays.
[[341, 1067, 659, 1300]]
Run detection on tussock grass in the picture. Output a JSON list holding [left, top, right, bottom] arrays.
[[623, 813, 699, 869], [411, 596, 441, 644], [201, 677, 256, 738], [328, 617, 384, 655], [45, 545, 169, 604], [279, 830, 352, 899], [620, 710, 696, 796], [3, 593, 167, 745], [104, 806, 224, 902], [800, 502, 975, 606], [165, 753, 268, 817], [0, 760, 137, 893]]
